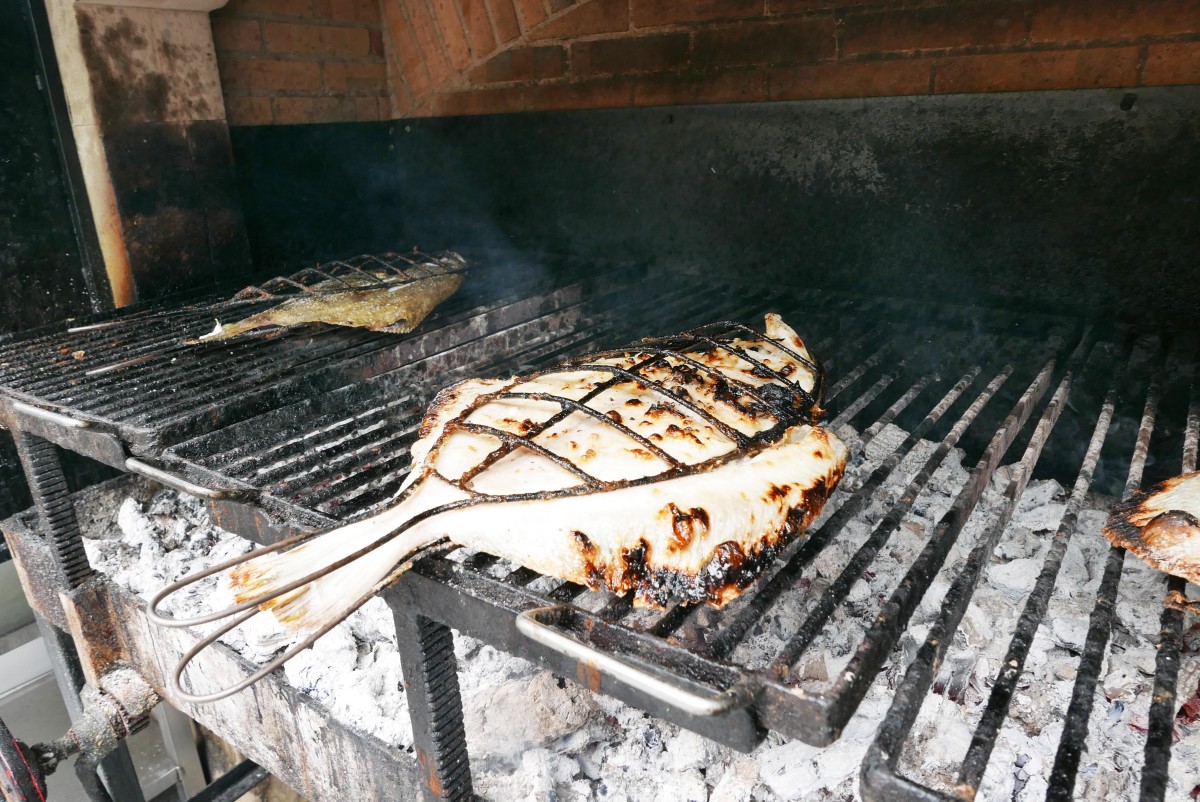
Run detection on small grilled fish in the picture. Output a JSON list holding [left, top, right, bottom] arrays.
[[194, 269, 464, 343], [1104, 471, 1200, 582]]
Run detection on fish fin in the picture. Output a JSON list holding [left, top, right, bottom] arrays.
[[228, 507, 436, 634]]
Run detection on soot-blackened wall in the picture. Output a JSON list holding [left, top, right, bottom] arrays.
[[230, 85, 1200, 327]]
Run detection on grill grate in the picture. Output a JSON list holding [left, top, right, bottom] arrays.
[[226, 251, 467, 301], [1, 255, 1194, 799], [0, 253, 609, 454]]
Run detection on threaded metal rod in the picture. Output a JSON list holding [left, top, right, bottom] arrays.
[[13, 431, 91, 587]]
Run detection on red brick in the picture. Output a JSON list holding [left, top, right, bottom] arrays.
[[526, 0, 629, 41], [370, 29, 385, 55], [459, 0, 497, 57], [406, 0, 457, 84], [547, 0, 575, 11], [218, 0, 311, 18], [770, 58, 931, 100], [634, 69, 767, 105], [218, 56, 323, 91], [432, 85, 526, 114], [264, 22, 373, 57], [324, 59, 388, 91], [1143, 41, 1200, 85], [224, 95, 273, 125], [843, 3, 1026, 56], [429, 0, 473, 68], [692, 18, 836, 68], [469, 44, 566, 81], [356, 95, 383, 119], [384, 2, 435, 95], [212, 18, 263, 53], [273, 96, 358, 123], [325, 0, 346, 18], [632, 0, 763, 29], [768, 0, 873, 11], [523, 77, 635, 109], [572, 33, 690, 76], [935, 47, 1140, 93], [1032, 0, 1200, 44], [513, 0, 548, 31], [486, 0, 522, 43]]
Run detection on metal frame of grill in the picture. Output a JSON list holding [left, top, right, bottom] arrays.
[[1, 251, 1195, 802]]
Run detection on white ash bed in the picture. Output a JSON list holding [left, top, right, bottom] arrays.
[[73, 420, 1200, 801]]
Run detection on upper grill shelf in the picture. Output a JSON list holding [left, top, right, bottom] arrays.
[[0, 254, 634, 456]]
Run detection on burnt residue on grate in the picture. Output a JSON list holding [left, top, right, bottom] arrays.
[[0, 253, 633, 454]]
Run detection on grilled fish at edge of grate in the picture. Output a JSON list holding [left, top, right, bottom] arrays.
[[191, 269, 464, 343], [1104, 471, 1200, 582], [225, 314, 848, 637]]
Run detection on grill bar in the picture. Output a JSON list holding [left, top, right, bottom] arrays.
[[646, 328, 988, 647], [8, 254, 1184, 800], [0, 257, 631, 453], [957, 339, 1129, 791], [1047, 343, 1166, 802], [860, 332, 1097, 800], [759, 365, 1008, 670], [776, 343, 1065, 744], [697, 364, 988, 660], [1138, 350, 1198, 802]]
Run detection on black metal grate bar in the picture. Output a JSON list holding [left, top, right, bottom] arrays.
[[1046, 341, 1167, 802], [12, 432, 93, 588], [0, 256, 621, 453], [756, 364, 1012, 670], [658, 341, 995, 656]]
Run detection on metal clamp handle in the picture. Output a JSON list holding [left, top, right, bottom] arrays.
[[124, 458, 230, 500], [516, 605, 754, 717], [11, 400, 91, 429]]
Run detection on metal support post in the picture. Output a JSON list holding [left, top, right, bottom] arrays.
[[392, 610, 474, 802]]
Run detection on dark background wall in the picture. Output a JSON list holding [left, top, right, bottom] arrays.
[[230, 85, 1199, 327], [0, 0, 111, 522]]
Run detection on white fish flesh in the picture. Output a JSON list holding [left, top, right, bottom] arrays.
[[230, 314, 848, 634]]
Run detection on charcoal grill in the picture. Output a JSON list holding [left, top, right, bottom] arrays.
[[1, 250, 1195, 801]]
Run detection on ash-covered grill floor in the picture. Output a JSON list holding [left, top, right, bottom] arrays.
[[75, 410, 1200, 801]]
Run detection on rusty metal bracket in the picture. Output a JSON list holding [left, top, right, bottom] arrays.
[[60, 578, 129, 687]]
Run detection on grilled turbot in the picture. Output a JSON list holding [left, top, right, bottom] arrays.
[[227, 315, 848, 634], [1103, 471, 1200, 582]]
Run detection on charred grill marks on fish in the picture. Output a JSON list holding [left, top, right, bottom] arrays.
[[192, 257, 466, 343], [150, 315, 847, 700]]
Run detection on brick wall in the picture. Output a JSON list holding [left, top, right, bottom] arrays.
[[213, 0, 389, 125], [380, 0, 1200, 117]]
